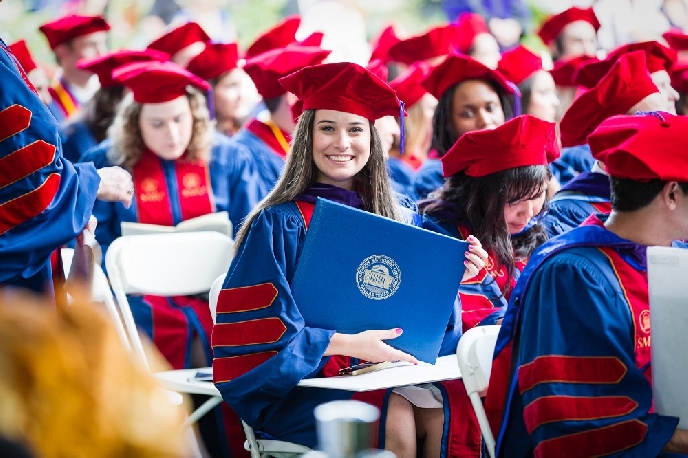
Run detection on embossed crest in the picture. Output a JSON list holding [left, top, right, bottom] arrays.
[[639, 309, 651, 334], [356, 255, 401, 300]]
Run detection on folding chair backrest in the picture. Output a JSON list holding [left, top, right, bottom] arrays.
[[456, 325, 500, 458], [209, 273, 227, 324], [105, 232, 234, 367]]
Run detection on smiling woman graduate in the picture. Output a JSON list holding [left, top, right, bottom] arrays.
[[211, 62, 487, 457]]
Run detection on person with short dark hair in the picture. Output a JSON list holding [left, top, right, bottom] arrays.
[[537, 7, 600, 61], [38, 15, 110, 123], [486, 112, 688, 457], [411, 55, 517, 200]]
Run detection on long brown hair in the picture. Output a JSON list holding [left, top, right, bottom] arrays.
[[107, 88, 213, 169], [234, 109, 403, 250]]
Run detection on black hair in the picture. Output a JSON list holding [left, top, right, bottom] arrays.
[[430, 80, 514, 157], [419, 165, 551, 294], [610, 178, 688, 212], [552, 35, 565, 61], [518, 75, 535, 115], [66, 85, 126, 143], [263, 95, 284, 114]]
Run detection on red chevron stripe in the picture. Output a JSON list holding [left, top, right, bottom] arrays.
[[294, 200, 315, 229], [216, 283, 278, 314], [0, 140, 56, 189], [0, 173, 60, 235], [524, 395, 638, 432], [0, 105, 31, 143], [212, 317, 287, 347], [534, 419, 647, 458], [519, 355, 627, 393], [213, 351, 277, 383]]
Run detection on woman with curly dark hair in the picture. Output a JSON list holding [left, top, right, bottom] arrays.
[[420, 114, 559, 332]]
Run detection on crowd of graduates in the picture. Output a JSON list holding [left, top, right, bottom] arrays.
[[3, 3, 688, 457]]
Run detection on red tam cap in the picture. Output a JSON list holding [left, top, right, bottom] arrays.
[[663, 30, 688, 51], [366, 58, 389, 82], [296, 32, 324, 48], [147, 22, 211, 56], [606, 41, 676, 74], [76, 49, 169, 88], [279, 62, 404, 121], [573, 58, 614, 89], [243, 45, 330, 99], [186, 43, 240, 81], [671, 63, 688, 93], [7, 40, 37, 73], [560, 51, 659, 148], [441, 114, 559, 177], [112, 61, 210, 104], [537, 7, 600, 46], [497, 45, 543, 85], [245, 15, 301, 59], [39, 15, 110, 50], [422, 54, 514, 100], [454, 12, 490, 54], [370, 25, 400, 63], [387, 24, 458, 65], [390, 62, 431, 107], [549, 55, 599, 86], [588, 113, 688, 181]]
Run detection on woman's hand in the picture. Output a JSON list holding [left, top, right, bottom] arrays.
[[463, 235, 488, 282], [325, 329, 418, 365], [96, 166, 134, 208]]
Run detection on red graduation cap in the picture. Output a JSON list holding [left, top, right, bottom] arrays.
[[7, 40, 38, 73], [296, 32, 324, 48], [243, 45, 330, 99], [560, 51, 659, 148], [387, 24, 458, 65], [390, 61, 430, 107], [370, 25, 400, 64], [76, 49, 169, 88], [422, 54, 514, 100], [245, 15, 301, 59], [441, 114, 559, 177], [454, 12, 490, 54], [279, 62, 404, 121], [663, 30, 688, 51], [606, 41, 676, 73], [572, 58, 614, 89], [366, 58, 389, 82], [497, 45, 543, 85], [537, 7, 600, 46], [112, 61, 211, 104], [549, 54, 599, 86], [146, 22, 211, 57], [588, 112, 688, 181], [185, 43, 240, 81], [670, 62, 688, 93], [39, 15, 110, 50]]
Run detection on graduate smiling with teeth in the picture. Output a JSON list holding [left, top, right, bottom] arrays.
[[313, 110, 371, 190]]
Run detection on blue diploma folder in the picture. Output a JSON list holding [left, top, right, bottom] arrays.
[[291, 198, 468, 363]]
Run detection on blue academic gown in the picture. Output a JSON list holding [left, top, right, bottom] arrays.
[[549, 144, 596, 185], [0, 39, 99, 296], [60, 119, 98, 164], [386, 157, 416, 199], [412, 157, 444, 200], [488, 216, 681, 458], [543, 171, 611, 235], [80, 130, 262, 244], [224, 127, 285, 198]]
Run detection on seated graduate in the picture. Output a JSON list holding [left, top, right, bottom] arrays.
[[412, 54, 517, 200], [544, 51, 667, 235], [60, 49, 168, 163], [80, 61, 260, 370], [420, 115, 559, 333], [211, 62, 485, 457], [486, 112, 688, 457]]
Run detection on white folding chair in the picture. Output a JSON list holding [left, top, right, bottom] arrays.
[[105, 231, 234, 429], [455, 325, 501, 458], [209, 273, 310, 458]]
